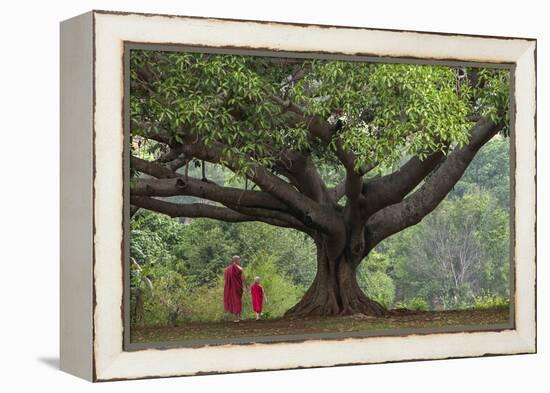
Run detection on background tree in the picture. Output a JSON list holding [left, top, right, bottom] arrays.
[[388, 192, 509, 309], [129, 50, 509, 317]]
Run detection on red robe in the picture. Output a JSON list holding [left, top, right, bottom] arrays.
[[251, 283, 264, 313], [223, 263, 243, 314]]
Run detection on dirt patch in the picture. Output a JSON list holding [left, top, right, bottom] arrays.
[[130, 306, 510, 344]]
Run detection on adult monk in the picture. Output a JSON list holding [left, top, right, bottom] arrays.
[[223, 255, 245, 322]]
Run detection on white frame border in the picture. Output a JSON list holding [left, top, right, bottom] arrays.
[[91, 11, 536, 381]]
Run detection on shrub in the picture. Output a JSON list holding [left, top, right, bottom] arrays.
[[395, 297, 429, 311], [184, 277, 225, 322], [357, 251, 395, 308], [471, 291, 510, 309], [141, 270, 191, 326]]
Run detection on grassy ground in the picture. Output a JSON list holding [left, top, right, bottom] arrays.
[[130, 306, 510, 344]]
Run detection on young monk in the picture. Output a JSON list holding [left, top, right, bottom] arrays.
[[251, 276, 267, 320]]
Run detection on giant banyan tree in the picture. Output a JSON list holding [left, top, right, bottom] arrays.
[[129, 50, 509, 317]]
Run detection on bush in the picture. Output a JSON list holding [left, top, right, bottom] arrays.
[[357, 251, 395, 308], [184, 277, 225, 322], [471, 291, 510, 309], [395, 297, 429, 311], [140, 269, 191, 326]]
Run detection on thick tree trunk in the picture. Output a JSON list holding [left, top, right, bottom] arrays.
[[285, 236, 387, 317]]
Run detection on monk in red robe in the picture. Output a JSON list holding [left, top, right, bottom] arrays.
[[223, 255, 244, 322], [251, 276, 267, 320]]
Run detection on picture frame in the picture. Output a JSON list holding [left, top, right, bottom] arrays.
[[60, 10, 537, 381]]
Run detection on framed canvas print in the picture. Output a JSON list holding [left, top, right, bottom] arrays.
[[60, 10, 537, 382]]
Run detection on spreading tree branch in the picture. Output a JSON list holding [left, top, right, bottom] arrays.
[[362, 117, 496, 216], [131, 155, 312, 229], [130, 196, 301, 230], [270, 95, 357, 172], [329, 180, 347, 203], [273, 151, 332, 205], [365, 117, 502, 251], [141, 132, 339, 233], [131, 156, 179, 179], [131, 175, 289, 212], [362, 151, 446, 215], [130, 196, 251, 222]]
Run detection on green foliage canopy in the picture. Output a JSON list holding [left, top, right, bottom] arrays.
[[130, 51, 510, 176]]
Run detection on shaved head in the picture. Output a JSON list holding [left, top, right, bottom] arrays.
[[232, 255, 241, 265]]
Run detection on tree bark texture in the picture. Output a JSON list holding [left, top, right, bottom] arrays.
[[285, 235, 386, 317]]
